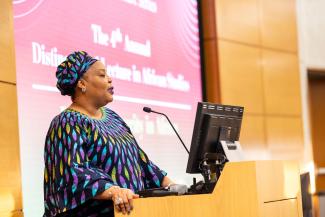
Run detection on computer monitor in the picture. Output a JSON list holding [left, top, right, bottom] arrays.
[[186, 102, 244, 175]]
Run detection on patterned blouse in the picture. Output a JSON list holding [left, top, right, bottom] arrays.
[[43, 107, 167, 217]]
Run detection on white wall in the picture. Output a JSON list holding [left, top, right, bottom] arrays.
[[298, 0, 325, 69]]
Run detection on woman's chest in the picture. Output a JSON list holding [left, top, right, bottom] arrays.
[[85, 121, 140, 167]]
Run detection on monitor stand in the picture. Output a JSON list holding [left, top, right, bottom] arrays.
[[188, 152, 226, 194], [188, 141, 245, 195], [220, 140, 245, 162]]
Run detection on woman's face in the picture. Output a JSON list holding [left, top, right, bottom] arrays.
[[81, 61, 114, 106]]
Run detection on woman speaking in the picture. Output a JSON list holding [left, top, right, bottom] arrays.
[[43, 51, 174, 217]]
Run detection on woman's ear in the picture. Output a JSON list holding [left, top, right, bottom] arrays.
[[76, 79, 86, 90]]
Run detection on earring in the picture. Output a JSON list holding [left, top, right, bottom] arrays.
[[81, 87, 86, 93]]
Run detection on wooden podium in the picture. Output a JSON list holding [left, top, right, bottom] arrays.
[[115, 161, 303, 217]]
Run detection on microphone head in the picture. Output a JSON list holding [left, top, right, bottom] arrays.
[[143, 107, 152, 113]]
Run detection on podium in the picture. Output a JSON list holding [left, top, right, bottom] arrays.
[[115, 161, 303, 217]]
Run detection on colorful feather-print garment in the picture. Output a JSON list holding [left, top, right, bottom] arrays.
[[43, 107, 167, 217]]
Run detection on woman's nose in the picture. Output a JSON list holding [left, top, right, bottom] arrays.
[[107, 75, 112, 83]]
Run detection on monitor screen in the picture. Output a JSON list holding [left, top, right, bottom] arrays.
[[186, 102, 244, 174]]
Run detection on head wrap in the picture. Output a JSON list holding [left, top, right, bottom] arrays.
[[56, 51, 98, 96]]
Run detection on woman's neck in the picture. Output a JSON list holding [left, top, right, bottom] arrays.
[[69, 100, 102, 119]]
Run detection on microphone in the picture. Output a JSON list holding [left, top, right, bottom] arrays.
[[168, 184, 188, 195], [143, 107, 152, 113], [143, 107, 189, 154]]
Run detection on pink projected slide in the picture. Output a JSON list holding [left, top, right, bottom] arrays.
[[14, 0, 202, 216]]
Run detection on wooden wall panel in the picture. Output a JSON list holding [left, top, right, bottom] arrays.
[[260, 0, 298, 52], [240, 115, 266, 149], [201, 0, 221, 103], [201, 0, 217, 40], [0, 0, 16, 83], [219, 41, 264, 114], [0, 211, 23, 217], [203, 38, 220, 103], [262, 50, 301, 115], [308, 75, 325, 192], [308, 77, 325, 168], [216, 0, 260, 45], [266, 116, 303, 150], [316, 176, 325, 193], [0, 85, 22, 214], [0, 0, 23, 216], [215, 0, 303, 164]]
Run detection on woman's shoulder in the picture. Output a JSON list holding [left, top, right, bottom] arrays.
[[49, 109, 90, 130]]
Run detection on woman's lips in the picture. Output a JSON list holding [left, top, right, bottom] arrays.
[[108, 87, 114, 95]]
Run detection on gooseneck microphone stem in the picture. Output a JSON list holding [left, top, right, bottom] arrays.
[[143, 107, 190, 154]]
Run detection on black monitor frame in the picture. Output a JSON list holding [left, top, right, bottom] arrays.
[[186, 102, 244, 175]]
